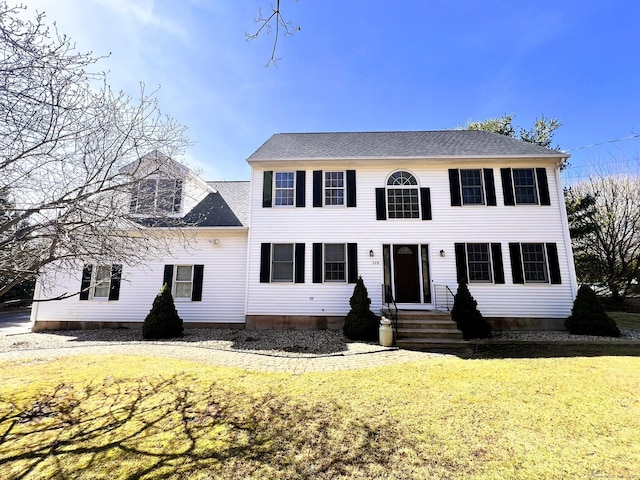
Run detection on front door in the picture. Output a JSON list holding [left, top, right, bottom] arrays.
[[393, 244, 420, 303]]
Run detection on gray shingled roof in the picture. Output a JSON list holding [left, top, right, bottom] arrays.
[[206, 181, 250, 227], [247, 131, 568, 161], [139, 181, 249, 228]]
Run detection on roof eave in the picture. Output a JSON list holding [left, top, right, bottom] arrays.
[[247, 153, 570, 163]]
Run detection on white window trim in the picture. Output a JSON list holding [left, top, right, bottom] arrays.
[[512, 168, 540, 205], [520, 243, 549, 283], [385, 171, 421, 220], [273, 172, 296, 207], [173, 264, 194, 300], [271, 243, 295, 282], [324, 171, 346, 207], [131, 177, 183, 215], [324, 243, 347, 283], [91, 264, 113, 300], [465, 243, 494, 284], [459, 169, 486, 206]]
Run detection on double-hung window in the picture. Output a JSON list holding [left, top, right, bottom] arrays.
[[272, 243, 295, 282], [466, 243, 493, 282], [509, 242, 561, 284], [274, 172, 295, 206], [501, 168, 550, 206], [93, 265, 113, 298], [324, 171, 344, 206], [513, 168, 538, 204], [162, 264, 204, 301], [520, 243, 548, 282], [79, 264, 122, 301], [460, 169, 484, 205], [324, 244, 346, 282], [454, 243, 505, 284], [131, 178, 182, 214], [386, 171, 420, 219], [174, 265, 194, 298]]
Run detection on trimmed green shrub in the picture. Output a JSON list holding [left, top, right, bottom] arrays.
[[565, 285, 620, 337], [451, 279, 491, 339], [142, 284, 183, 339], [343, 276, 379, 341]]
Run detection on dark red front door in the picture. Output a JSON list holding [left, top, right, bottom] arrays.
[[393, 244, 420, 303]]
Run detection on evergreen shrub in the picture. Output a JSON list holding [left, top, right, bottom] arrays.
[[565, 285, 620, 337], [343, 276, 379, 341], [142, 284, 183, 339], [451, 279, 491, 339]]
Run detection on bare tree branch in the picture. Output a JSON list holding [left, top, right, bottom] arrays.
[[246, 0, 301, 67], [0, 2, 191, 299]]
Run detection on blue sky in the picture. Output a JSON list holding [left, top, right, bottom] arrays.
[[26, 0, 640, 182]]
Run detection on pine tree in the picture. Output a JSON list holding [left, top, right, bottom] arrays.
[[565, 285, 620, 337], [343, 277, 379, 341], [142, 284, 183, 339], [451, 279, 491, 339]]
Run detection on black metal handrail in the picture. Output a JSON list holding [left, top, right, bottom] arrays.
[[434, 284, 455, 312], [381, 284, 398, 342]]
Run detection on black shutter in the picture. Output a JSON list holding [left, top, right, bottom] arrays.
[[262, 171, 273, 208], [420, 187, 432, 220], [108, 264, 122, 301], [313, 170, 322, 207], [79, 265, 92, 300], [454, 243, 468, 283], [501, 168, 515, 206], [449, 169, 461, 206], [295, 243, 305, 283], [491, 243, 504, 284], [296, 171, 306, 207], [347, 243, 358, 283], [192, 264, 204, 301], [312, 243, 323, 283], [484, 169, 496, 206], [546, 243, 562, 284], [130, 183, 139, 213], [163, 265, 174, 289], [260, 243, 271, 283], [346, 170, 356, 207], [536, 168, 551, 205], [375, 188, 386, 220], [509, 243, 524, 284], [173, 179, 183, 212]]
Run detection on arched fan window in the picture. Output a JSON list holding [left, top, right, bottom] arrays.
[[386, 171, 419, 218]]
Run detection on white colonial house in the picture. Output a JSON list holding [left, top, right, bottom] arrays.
[[31, 131, 578, 344]]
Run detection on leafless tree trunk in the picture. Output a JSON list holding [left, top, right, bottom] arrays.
[[0, 2, 190, 298]]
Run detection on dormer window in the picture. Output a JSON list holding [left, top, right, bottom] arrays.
[[130, 178, 183, 214]]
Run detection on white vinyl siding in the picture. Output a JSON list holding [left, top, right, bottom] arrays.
[[247, 161, 575, 319], [33, 232, 248, 325]]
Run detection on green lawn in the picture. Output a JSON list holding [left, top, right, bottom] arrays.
[[1, 354, 639, 479]]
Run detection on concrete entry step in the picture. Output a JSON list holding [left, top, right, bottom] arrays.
[[382, 309, 468, 352]]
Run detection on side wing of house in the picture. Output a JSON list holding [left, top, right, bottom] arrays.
[[31, 155, 250, 331], [245, 131, 577, 330]]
